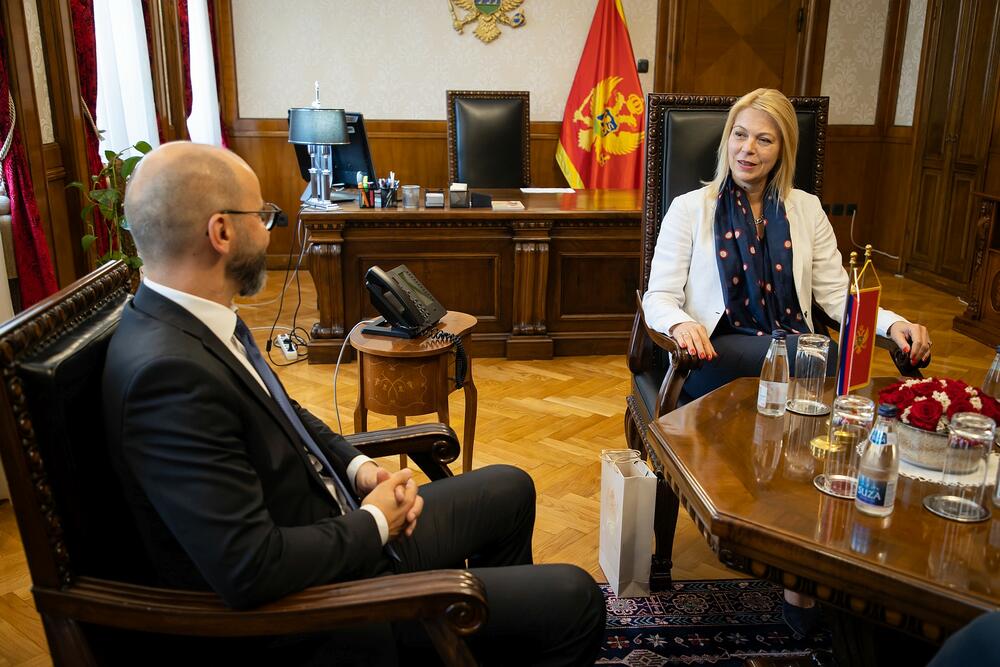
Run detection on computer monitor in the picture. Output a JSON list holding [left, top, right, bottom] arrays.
[[294, 112, 376, 202]]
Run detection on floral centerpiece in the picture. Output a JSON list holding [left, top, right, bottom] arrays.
[[877, 377, 1000, 471]]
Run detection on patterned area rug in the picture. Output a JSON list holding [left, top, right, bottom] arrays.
[[598, 579, 832, 666]]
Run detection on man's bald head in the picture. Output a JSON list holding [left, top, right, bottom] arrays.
[[124, 142, 259, 268]]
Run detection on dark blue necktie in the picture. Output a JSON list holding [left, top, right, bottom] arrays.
[[234, 319, 358, 513]]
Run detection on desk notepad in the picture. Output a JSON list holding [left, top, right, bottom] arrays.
[[492, 200, 525, 210]]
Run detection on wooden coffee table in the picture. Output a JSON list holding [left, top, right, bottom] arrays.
[[647, 377, 999, 648]]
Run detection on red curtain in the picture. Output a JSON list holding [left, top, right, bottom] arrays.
[[68, 0, 111, 256], [177, 0, 192, 119], [0, 21, 58, 307], [206, 0, 228, 147]]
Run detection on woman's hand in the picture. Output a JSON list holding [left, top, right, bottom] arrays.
[[670, 321, 717, 360], [887, 321, 932, 364]]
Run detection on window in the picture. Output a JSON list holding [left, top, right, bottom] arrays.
[[94, 0, 160, 157], [186, 0, 222, 145]]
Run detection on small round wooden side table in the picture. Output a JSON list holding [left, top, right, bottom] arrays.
[[350, 311, 478, 473]]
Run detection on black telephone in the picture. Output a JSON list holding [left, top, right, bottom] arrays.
[[363, 265, 446, 338]]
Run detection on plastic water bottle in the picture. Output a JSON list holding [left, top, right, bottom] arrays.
[[855, 403, 899, 517], [757, 330, 789, 417], [983, 345, 1000, 399]]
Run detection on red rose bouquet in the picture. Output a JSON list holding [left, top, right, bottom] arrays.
[[878, 377, 1000, 434]]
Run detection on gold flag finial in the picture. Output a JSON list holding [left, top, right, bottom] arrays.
[[849, 251, 858, 268], [864, 244, 873, 260]]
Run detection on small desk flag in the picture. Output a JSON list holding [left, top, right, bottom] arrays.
[[836, 246, 881, 395], [556, 0, 644, 190]]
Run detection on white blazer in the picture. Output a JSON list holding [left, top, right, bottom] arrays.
[[642, 185, 906, 338]]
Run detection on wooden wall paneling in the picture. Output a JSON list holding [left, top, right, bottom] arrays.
[[871, 134, 914, 272], [37, 0, 96, 284], [653, 0, 681, 92], [796, 0, 829, 96], [669, 0, 810, 96], [822, 131, 884, 261], [2, 1, 59, 274], [41, 143, 75, 284]]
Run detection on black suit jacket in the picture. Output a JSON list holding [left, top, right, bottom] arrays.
[[103, 285, 384, 609]]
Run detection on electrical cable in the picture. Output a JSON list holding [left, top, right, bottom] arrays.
[[848, 210, 900, 260], [265, 208, 311, 367], [428, 330, 467, 389], [332, 318, 378, 434]]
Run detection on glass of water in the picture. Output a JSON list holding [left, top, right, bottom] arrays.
[[787, 334, 831, 416], [923, 413, 995, 522], [814, 394, 874, 498]]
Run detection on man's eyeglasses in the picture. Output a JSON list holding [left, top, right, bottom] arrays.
[[218, 202, 286, 230]]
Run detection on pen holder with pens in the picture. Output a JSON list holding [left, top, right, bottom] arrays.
[[358, 185, 398, 209]]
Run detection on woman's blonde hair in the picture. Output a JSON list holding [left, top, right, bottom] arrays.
[[708, 88, 798, 201]]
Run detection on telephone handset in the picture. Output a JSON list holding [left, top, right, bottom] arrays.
[[363, 265, 446, 339]]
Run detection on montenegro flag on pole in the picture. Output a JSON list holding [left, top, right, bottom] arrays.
[[836, 247, 881, 395], [556, 0, 645, 189]]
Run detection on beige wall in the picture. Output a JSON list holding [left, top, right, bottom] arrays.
[[232, 0, 658, 121], [821, 0, 891, 125]]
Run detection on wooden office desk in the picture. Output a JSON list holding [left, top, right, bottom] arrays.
[[302, 189, 640, 363], [350, 311, 478, 473], [648, 377, 999, 647]]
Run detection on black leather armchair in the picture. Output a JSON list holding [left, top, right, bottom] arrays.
[[625, 94, 926, 588], [447, 90, 530, 188], [0, 262, 485, 666]]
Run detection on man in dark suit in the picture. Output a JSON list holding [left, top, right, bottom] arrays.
[[103, 142, 605, 665]]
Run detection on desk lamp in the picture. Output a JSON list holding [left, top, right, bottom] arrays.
[[288, 83, 348, 208]]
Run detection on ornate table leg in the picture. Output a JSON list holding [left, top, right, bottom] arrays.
[[306, 223, 346, 364], [508, 220, 553, 359]]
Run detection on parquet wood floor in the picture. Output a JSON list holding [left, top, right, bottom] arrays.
[[0, 270, 993, 664]]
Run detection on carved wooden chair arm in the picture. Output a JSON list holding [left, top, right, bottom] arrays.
[[33, 571, 486, 639], [629, 292, 703, 418], [345, 423, 460, 480]]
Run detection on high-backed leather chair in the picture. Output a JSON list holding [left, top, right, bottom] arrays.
[[0, 262, 486, 666], [625, 94, 926, 588], [447, 90, 530, 188]]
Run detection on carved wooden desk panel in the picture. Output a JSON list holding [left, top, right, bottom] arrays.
[[301, 189, 640, 363], [648, 377, 999, 644]]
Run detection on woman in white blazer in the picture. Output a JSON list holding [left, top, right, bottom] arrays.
[[642, 88, 931, 400]]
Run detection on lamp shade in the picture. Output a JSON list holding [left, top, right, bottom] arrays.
[[287, 107, 348, 145]]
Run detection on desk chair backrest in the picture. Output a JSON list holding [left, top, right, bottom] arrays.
[[447, 90, 531, 188], [640, 94, 829, 290], [0, 262, 153, 591]]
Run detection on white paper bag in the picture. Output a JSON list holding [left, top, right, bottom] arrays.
[[599, 450, 656, 597]]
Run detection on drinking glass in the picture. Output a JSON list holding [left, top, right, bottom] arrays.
[[787, 334, 830, 416], [752, 414, 784, 485], [402, 185, 420, 209], [923, 413, 994, 522], [814, 395, 874, 498], [781, 412, 824, 482]]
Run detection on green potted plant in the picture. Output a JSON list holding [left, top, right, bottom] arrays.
[[69, 140, 152, 275]]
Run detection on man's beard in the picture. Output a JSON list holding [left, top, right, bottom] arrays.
[[227, 245, 267, 297]]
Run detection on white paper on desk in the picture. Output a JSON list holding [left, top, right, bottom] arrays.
[[520, 187, 576, 194]]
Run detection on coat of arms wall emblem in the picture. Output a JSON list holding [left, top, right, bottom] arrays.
[[448, 0, 526, 43]]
